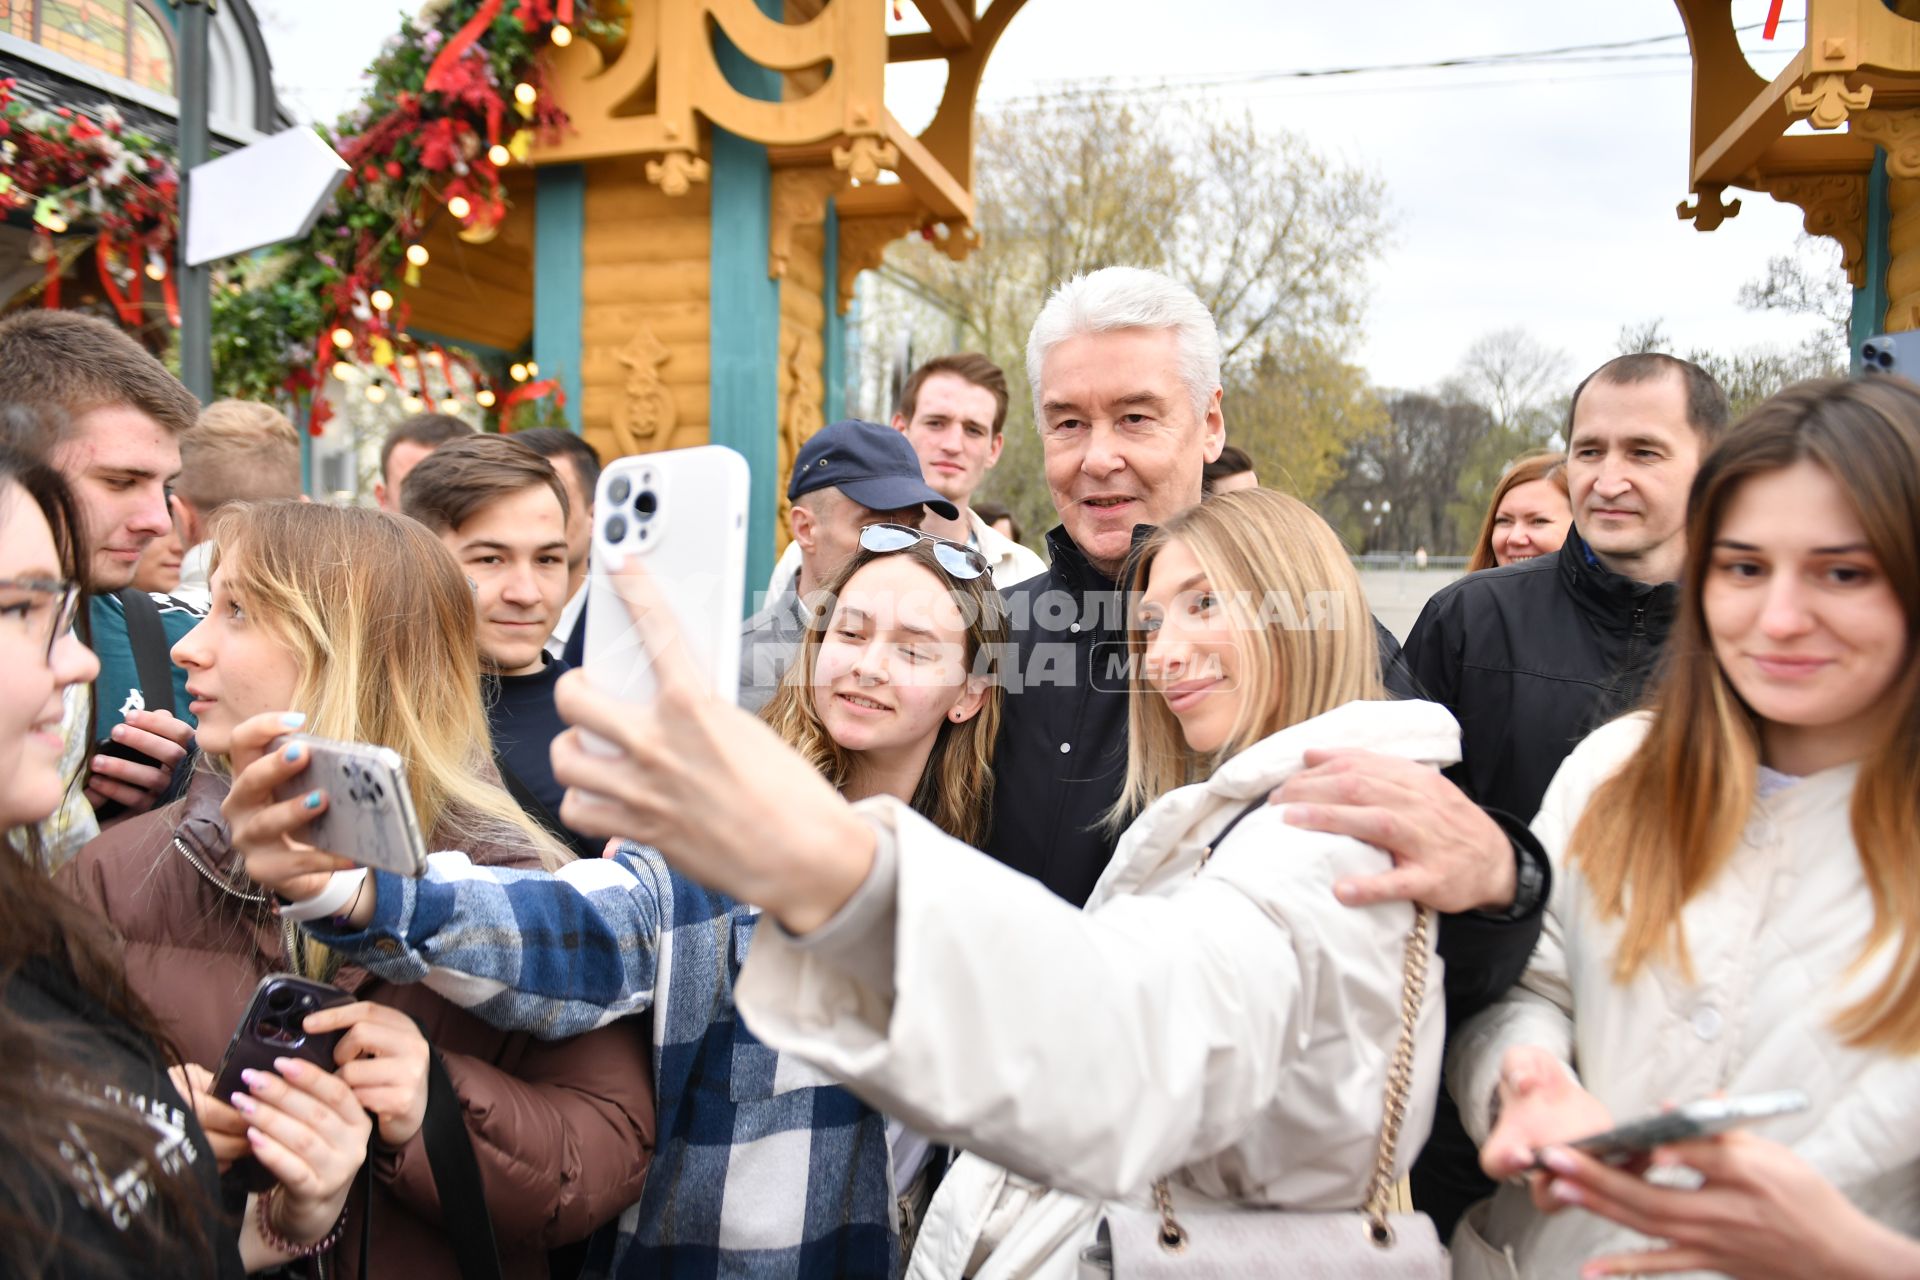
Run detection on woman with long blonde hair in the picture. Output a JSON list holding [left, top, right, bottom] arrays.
[[235, 487, 1460, 1279], [1449, 377, 1920, 1278], [60, 502, 655, 1280]]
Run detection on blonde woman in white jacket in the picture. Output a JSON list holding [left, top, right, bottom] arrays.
[[1448, 377, 1920, 1280]]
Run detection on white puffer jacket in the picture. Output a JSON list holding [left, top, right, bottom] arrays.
[[1448, 714, 1920, 1279], [736, 698, 1458, 1279]]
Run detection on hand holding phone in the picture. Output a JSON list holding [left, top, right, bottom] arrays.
[[1536, 1090, 1810, 1170], [211, 975, 354, 1190], [269, 734, 428, 877]]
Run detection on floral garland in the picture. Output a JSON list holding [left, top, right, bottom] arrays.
[[0, 0, 580, 432]]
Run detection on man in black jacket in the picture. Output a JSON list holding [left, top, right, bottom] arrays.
[[1379, 351, 1728, 1236], [984, 266, 1546, 1053]]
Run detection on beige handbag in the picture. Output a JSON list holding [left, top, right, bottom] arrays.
[[1080, 907, 1450, 1278]]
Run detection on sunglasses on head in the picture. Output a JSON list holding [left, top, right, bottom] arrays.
[[858, 523, 990, 581]]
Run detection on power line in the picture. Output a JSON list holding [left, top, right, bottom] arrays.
[[982, 19, 1805, 105]]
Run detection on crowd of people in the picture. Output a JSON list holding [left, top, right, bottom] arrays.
[[0, 260, 1915, 1280]]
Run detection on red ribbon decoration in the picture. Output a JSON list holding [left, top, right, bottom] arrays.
[[499, 377, 560, 413], [1763, 0, 1784, 39], [95, 239, 143, 325], [424, 0, 504, 95]]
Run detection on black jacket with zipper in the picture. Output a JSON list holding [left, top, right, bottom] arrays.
[[1402, 526, 1677, 827], [1399, 525, 1677, 1237]]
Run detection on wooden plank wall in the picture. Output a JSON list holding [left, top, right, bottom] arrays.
[[772, 220, 828, 551], [579, 155, 714, 462]]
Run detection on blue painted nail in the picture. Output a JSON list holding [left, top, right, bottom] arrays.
[[304, 790, 323, 809], [280, 712, 306, 728], [284, 744, 302, 762]]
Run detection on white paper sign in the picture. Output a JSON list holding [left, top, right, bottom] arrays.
[[184, 126, 349, 267]]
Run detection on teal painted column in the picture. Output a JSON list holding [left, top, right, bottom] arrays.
[[1852, 149, 1891, 372], [823, 198, 846, 422], [709, 2, 782, 607], [534, 164, 586, 433]]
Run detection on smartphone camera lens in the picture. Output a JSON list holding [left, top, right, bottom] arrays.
[[604, 513, 628, 544], [633, 490, 658, 520], [607, 475, 631, 505], [257, 1015, 286, 1043], [267, 988, 295, 1012]]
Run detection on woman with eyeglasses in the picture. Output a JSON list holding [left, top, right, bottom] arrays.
[[213, 526, 1008, 1278], [0, 444, 369, 1276], [236, 492, 1458, 1279]]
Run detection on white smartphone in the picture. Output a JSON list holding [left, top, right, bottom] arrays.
[[1539, 1089, 1810, 1168], [271, 734, 429, 877], [584, 446, 750, 719]]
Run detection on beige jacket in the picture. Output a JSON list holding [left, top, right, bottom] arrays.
[[737, 699, 1456, 1279], [1448, 714, 1920, 1279]]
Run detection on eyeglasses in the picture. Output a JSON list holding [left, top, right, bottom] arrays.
[[0, 576, 82, 661], [859, 524, 989, 581]]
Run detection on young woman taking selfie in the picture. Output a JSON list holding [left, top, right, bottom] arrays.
[[237, 490, 1457, 1278], [223, 528, 1006, 1276], [0, 447, 366, 1277], [58, 502, 655, 1280]]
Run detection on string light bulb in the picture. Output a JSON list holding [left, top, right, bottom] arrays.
[[144, 254, 167, 281], [488, 143, 512, 167], [331, 360, 357, 381], [509, 362, 529, 382], [513, 82, 537, 106], [525, 360, 540, 377], [405, 244, 430, 268], [331, 327, 354, 349], [447, 194, 472, 219], [550, 23, 572, 46], [365, 382, 388, 403], [370, 289, 394, 311], [403, 394, 426, 413], [476, 388, 497, 408], [440, 397, 461, 413]]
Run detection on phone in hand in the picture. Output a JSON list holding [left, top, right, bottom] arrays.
[[1540, 1089, 1810, 1168], [584, 446, 750, 724], [87, 732, 168, 823], [210, 974, 354, 1190], [271, 734, 428, 877]]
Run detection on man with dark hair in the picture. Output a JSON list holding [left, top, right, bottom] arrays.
[[403, 435, 593, 856], [766, 354, 1044, 594], [1318, 351, 1731, 1234], [373, 411, 474, 511], [513, 427, 603, 661], [0, 311, 201, 860], [1201, 442, 1258, 495]]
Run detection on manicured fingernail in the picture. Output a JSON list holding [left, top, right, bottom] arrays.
[[247, 1126, 265, 1145], [241, 1069, 268, 1091], [1550, 1179, 1582, 1205], [230, 1091, 257, 1115], [304, 790, 323, 809], [1540, 1147, 1577, 1175], [284, 743, 302, 762], [273, 1057, 307, 1079], [280, 712, 306, 728]]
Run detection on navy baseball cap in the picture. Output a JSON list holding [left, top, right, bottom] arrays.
[[788, 419, 959, 519]]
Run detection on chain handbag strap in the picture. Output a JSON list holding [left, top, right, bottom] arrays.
[[1151, 904, 1433, 1254]]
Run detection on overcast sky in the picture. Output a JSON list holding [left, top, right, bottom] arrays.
[[252, 0, 1832, 392]]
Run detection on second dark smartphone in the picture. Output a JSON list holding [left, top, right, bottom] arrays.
[[209, 974, 354, 1190]]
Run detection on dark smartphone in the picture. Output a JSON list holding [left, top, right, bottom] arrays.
[[210, 974, 354, 1190], [87, 733, 166, 823]]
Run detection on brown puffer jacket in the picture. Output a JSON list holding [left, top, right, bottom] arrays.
[[59, 770, 657, 1280]]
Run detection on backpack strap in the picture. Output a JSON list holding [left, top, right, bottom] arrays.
[[111, 588, 176, 718], [421, 1048, 504, 1280]]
